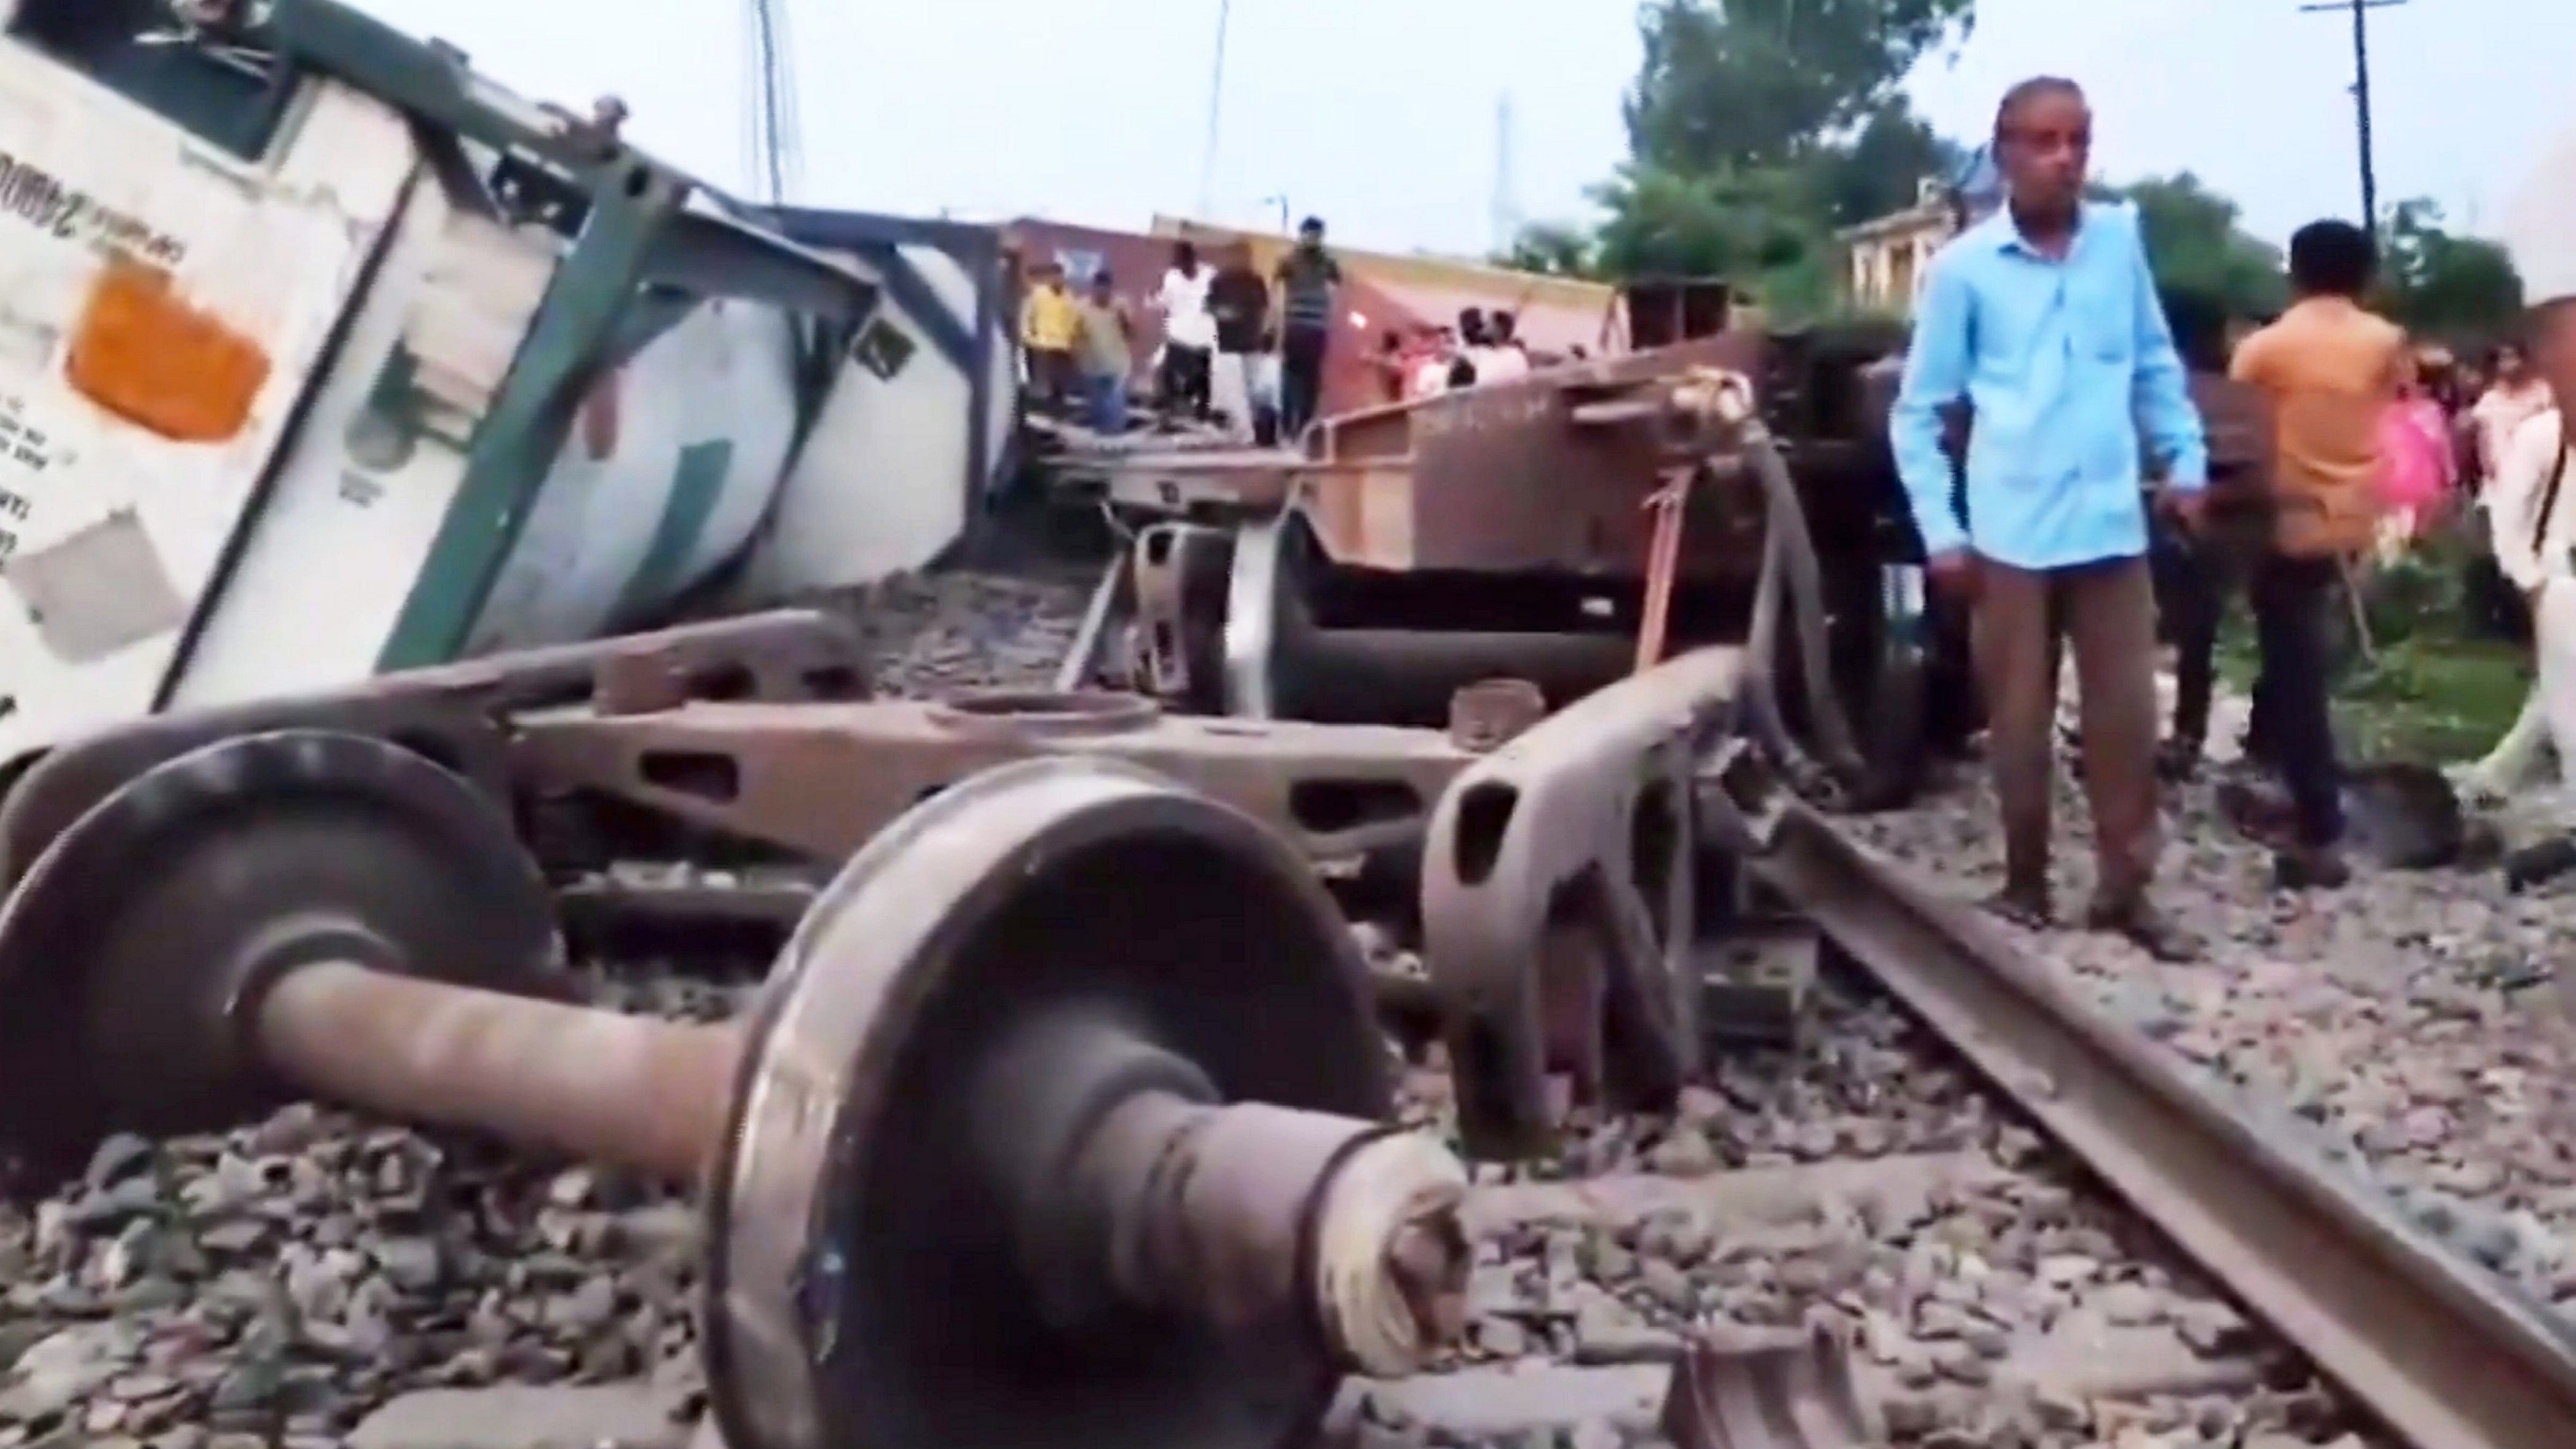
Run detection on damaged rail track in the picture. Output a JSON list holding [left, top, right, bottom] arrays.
[[1744, 801, 2576, 1449], [1396, 621, 2576, 1448]]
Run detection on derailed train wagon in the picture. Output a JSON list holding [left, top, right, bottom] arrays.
[[1075, 276, 2274, 812], [1080, 288, 1945, 807], [0, 0, 993, 780]]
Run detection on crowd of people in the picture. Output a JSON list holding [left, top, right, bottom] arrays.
[[1018, 215, 1578, 445], [1018, 217, 1350, 444], [1369, 307, 1543, 403], [1893, 73, 2571, 964]]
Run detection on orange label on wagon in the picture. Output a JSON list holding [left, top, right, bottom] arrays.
[[65, 256, 270, 443]]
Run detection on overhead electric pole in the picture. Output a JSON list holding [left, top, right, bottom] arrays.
[[742, 0, 803, 205], [1195, 0, 1233, 219], [2299, 0, 2405, 232]]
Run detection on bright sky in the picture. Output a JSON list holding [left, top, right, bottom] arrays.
[[354, 0, 2570, 257]]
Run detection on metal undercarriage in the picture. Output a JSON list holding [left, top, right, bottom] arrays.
[[0, 334, 2548, 1449]]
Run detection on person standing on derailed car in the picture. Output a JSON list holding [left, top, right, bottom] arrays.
[[1889, 76, 2209, 961], [1273, 216, 1344, 438]]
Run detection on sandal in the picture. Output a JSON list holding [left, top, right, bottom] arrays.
[[1981, 886, 2055, 931], [2084, 896, 2202, 963]]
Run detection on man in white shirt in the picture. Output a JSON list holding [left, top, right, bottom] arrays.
[[2471, 341, 2553, 486], [1408, 331, 1459, 400], [2479, 296, 2576, 816], [1153, 241, 1216, 424], [1479, 311, 1534, 383], [2457, 337, 2560, 802]]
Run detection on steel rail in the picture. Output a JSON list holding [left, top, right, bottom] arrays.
[[1744, 800, 2576, 1449], [1054, 553, 1129, 695]]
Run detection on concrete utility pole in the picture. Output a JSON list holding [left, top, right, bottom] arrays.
[[1196, 0, 1234, 219], [2300, 0, 2406, 231]]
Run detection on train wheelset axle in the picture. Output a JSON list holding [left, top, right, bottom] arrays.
[[0, 732, 1470, 1449]]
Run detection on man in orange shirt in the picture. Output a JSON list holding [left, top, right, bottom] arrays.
[[2225, 219, 2408, 888]]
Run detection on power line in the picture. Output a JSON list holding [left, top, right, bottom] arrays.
[[1194, 0, 1232, 219], [2299, 0, 2406, 232]]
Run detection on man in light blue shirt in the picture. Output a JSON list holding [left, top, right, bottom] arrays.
[[1889, 76, 2208, 961]]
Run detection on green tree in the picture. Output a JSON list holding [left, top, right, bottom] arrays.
[[1588, 162, 1837, 316], [1814, 99, 1965, 227], [2377, 199, 2524, 339], [1497, 221, 1601, 278], [1582, 0, 1978, 310], [2117, 173, 2288, 320], [1624, 0, 1979, 173]]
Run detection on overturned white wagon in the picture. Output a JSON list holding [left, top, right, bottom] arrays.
[[0, 0, 1016, 773]]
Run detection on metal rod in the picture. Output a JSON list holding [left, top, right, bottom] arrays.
[[247, 958, 1463, 1375], [1055, 556, 1128, 694], [1286, 626, 1635, 724], [254, 961, 741, 1182]]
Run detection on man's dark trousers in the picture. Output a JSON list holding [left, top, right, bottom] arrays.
[[1280, 326, 1328, 438], [2247, 551, 2344, 846]]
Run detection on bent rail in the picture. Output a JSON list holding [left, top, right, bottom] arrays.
[[1736, 798, 2576, 1449]]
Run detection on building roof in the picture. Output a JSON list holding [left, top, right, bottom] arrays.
[[1836, 201, 1951, 245]]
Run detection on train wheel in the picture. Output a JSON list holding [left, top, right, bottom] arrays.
[[1815, 556, 1932, 811]]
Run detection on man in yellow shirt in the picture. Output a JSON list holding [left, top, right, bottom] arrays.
[[1020, 262, 1082, 415], [2224, 218, 2407, 889]]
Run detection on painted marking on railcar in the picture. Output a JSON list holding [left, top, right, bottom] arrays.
[[0, 151, 186, 265]]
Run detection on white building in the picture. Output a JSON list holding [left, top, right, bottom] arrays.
[[1835, 149, 2004, 318], [1838, 178, 1955, 315]]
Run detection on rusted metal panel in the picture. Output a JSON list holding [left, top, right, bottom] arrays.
[[0, 610, 865, 883], [1623, 278, 1733, 349], [507, 689, 1477, 864], [1089, 336, 1798, 580], [1304, 334, 1769, 577]]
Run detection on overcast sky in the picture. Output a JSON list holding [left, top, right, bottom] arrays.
[[357, 0, 2569, 258]]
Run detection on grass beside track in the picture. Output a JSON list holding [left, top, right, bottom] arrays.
[[2216, 532, 2531, 765]]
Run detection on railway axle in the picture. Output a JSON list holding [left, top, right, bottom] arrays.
[[0, 732, 1471, 1449]]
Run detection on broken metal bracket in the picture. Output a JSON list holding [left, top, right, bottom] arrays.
[[1420, 646, 1745, 1159], [1660, 1320, 1877, 1449]]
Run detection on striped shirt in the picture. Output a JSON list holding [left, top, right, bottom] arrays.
[[1275, 249, 1342, 334]]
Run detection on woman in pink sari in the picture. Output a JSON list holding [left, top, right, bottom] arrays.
[[2373, 351, 2456, 555]]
